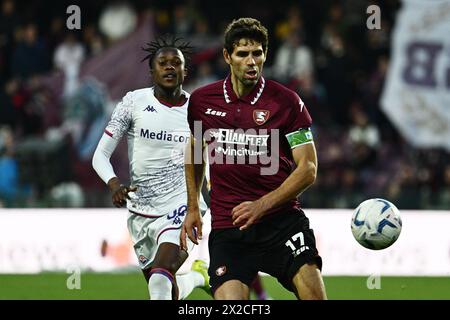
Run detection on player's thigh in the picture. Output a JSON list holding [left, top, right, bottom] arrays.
[[260, 210, 323, 293], [208, 228, 258, 298], [152, 242, 188, 274], [127, 212, 194, 270], [151, 213, 194, 270]]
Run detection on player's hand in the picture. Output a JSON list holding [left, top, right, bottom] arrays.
[[111, 185, 138, 208], [231, 200, 266, 231], [180, 207, 203, 251]]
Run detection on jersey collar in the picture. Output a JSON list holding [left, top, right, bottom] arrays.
[[150, 87, 189, 108], [223, 75, 266, 105]]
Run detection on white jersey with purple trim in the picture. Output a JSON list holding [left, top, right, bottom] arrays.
[[104, 87, 198, 216]]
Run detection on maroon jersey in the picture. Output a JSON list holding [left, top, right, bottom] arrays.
[[188, 76, 312, 229]]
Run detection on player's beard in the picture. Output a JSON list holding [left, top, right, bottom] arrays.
[[240, 66, 262, 87], [239, 73, 259, 87]]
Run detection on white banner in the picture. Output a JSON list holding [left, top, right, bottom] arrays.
[[0, 209, 131, 273], [308, 210, 450, 276], [381, 0, 450, 151], [0, 208, 449, 276]]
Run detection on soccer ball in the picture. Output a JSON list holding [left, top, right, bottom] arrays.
[[351, 198, 402, 250]]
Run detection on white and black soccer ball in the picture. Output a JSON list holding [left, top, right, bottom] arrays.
[[351, 198, 402, 250]]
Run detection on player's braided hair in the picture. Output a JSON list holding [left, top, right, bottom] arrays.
[[224, 17, 269, 54], [142, 35, 193, 69]]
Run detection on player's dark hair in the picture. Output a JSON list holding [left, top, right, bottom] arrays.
[[224, 18, 269, 54], [141, 35, 193, 69]]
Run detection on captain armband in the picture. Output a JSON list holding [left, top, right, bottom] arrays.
[[285, 127, 314, 149]]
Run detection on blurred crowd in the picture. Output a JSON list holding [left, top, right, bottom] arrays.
[[0, 0, 449, 210]]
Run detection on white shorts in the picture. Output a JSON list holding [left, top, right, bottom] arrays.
[[127, 203, 195, 270]]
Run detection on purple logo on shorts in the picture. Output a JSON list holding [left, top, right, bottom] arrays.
[[139, 255, 149, 265]]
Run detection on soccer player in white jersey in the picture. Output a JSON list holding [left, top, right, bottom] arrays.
[[92, 36, 209, 300]]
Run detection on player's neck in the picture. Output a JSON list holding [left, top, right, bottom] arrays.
[[153, 85, 186, 106], [230, 74, 255, 98]]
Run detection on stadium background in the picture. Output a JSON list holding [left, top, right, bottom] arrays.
[[0, 0, 449, 300]]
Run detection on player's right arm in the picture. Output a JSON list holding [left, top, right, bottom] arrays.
[[180, 135, 206, 250], [92, 92, 137, 208]]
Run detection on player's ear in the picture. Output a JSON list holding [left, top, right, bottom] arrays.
[[184, 67, 188, 77], [223, 48, 231, 65]]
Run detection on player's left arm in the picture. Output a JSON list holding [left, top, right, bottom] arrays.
[[257, 141, 317, 211], [231, 141, 317, 230], [232, 91, 315, 230]]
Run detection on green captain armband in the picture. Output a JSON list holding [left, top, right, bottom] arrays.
[[286, 128, 314, 149]]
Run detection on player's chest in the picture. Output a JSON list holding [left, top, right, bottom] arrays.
[[133, 104, 190, 147], [134, 104, 188, 131], [198, 100, 283, 130]]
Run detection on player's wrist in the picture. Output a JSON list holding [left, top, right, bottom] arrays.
[[255, 198, 271, 216], [187, 195, 200, 209], [107, 177, 121, 193], [187, 203, 200, 213]]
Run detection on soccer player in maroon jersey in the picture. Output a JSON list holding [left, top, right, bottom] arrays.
[[180, 18, 327, 300]]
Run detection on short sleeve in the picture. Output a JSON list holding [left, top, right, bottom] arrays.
[[104, 92, 133, 140], [284, 92, 312, 135]]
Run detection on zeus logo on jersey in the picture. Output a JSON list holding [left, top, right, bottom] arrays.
[[212, 129, 269, 147], [205, 108, 227, 117]]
